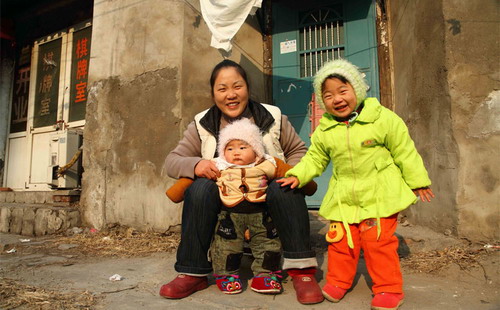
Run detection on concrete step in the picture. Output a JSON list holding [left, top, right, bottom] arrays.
[[0, 190, 80, 206], [0, 202, 81, 237]]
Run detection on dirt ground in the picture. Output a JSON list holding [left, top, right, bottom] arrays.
[[0, 212, 498, 310]]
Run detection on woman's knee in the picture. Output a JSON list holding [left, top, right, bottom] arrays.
[[185, 178, 219, 198], [183, 178, 220, 212], [267, 179, 304, 201], [266, 180, 284, 199]]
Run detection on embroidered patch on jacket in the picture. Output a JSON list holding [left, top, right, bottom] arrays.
[[361, 139, 378, 147]]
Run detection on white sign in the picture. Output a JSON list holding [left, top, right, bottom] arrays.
[[280, 40, 297, 54]]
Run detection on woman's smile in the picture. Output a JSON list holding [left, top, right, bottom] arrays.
[[213, 67, 249, 119]]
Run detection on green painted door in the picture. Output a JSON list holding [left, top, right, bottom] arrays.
[[272, 0, 379, 207]]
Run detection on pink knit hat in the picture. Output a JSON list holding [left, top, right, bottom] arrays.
[[217, 118, 265, 161]]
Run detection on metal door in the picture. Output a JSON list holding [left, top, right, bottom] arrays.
[[272, 0, 379, 207], [4, 22, 91, 190]]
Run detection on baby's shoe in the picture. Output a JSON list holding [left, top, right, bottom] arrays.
[[250, 271, 283, 294], [371, 292, 404, 310], [215, 274, 242, 294]]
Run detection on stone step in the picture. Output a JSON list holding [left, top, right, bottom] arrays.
[[0, 203, 81, 237], [0, 190, 80, 206]]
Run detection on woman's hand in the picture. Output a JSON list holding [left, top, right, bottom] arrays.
[[413, 187, 435, 202], [276, 176, 300, 189], [194, 160, 221, 180]]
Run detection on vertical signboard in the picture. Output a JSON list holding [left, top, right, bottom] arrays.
[[10, 46, 32, 133], [33, 38, 62, 128], [69, 26, 91, 122]]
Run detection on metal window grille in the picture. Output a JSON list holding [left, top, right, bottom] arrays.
[[299, 6, 344, 77]]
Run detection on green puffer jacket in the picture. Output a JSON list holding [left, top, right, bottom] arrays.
[[286, 98, 431, 247]]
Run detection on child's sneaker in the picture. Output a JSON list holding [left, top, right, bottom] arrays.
[[250, 271, 283, 294], [214, 274, 242, 294], [371, 292, 404, 310], [322, 283, 347, 302]]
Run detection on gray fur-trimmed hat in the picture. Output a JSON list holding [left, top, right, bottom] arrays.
[[313, 59, 369, 111]]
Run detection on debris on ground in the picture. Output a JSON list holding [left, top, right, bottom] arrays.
[[66, 227, 83, 236], [0, 278, 98, 310], [109, 274, 124, 281], [400, 246, 492, 274], [52, 224, 180, 257]]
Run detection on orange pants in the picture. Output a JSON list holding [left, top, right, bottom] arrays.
[[326, 213, 402, 294]]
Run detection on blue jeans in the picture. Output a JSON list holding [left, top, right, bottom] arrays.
[[174, 178, 317, 275]]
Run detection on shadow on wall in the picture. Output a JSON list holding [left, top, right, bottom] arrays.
[[239, 55, 269, 104]]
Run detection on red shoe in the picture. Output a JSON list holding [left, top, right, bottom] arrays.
[[250, 272, 283, 294], [322, 283, 347, 302], [159, 274, 208, 299], [371, 292, 405, 310], [288, 268, 324, 304], [215, 274, 243, 294]]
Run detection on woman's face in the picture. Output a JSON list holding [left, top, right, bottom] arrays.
[[212, 67, 249, 119], [322, 78, 357, 118]]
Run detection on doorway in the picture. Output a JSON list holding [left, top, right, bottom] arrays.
[[272, 0, 380, 207]]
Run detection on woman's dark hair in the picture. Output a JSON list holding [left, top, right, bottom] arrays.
[[210, 59, 250, 96], [322, 73, 349, 91]]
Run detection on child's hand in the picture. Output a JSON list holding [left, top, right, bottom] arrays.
[[276, 176, 300, 189], [413, 187, 435, 202]]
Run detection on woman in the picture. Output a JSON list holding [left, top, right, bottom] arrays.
[[160, 59, 323, 304]]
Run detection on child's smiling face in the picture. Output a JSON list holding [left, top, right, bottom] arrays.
[[322, 77, 357, 118], [224, 139, 257, 165]]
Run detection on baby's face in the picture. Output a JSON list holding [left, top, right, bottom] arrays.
[[224, 140, 257, 165], [322, 78, 357, 118]]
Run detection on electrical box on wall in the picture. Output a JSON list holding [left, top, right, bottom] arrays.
[[48, 130, 82, 188]]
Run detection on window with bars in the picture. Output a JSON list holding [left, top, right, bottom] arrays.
[[299, 6, 344, 77]]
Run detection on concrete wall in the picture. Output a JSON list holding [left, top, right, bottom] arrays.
[[442, 0, 499, 241], [389, 0, 499, 241], [81, 0, 266, 230]]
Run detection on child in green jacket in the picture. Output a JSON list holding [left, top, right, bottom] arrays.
[[278, 59, 434, 310]]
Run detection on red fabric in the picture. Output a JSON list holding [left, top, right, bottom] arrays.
[[286, 267, 316, 277], [326, 214, 402, 294], [215, 275, 242, 294], [250, 274, 282, 294]]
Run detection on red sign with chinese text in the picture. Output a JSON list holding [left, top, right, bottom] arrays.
[[69, 26, 92, 122]]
